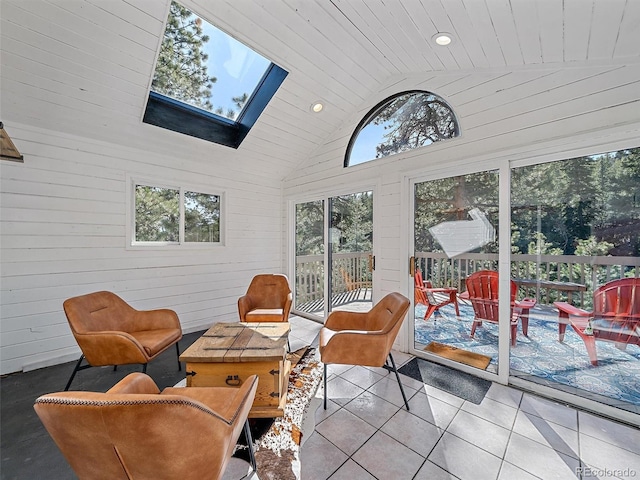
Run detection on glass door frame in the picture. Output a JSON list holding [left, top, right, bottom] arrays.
[[404, 159, 638, 425], [404, 163, 511, 385], [288, 182, 379, 322]]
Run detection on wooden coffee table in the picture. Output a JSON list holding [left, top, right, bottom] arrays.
[[179, 322, 291, 418]]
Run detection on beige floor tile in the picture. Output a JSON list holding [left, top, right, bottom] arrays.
[[339, 365, 384, 390], [326, 459, 376, 480], [413, 460, 460, 479], [352, 431, 425, 480], [343, 391, 400, 428], [504, 432, 580, 479], [324, 376, 365, 406], [380, 408, 444, 457], [299, 432, 349, 480], [497, 461, 541, 480], [428, 431, 502, 480], [579, 432, 640, 474], [447, 409, 511, 457], [407, 391, 460, 429], [512, 409, 579, 458], [315, 408, 377, 456], [519, 393, 578, 430], [578, 411, 640, 455], [367, 375, 417, 407], [461, 396, 518, 430]]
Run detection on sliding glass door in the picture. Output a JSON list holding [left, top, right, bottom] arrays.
[[411, 171, 500, 374], [294, 190, 374, 320], [409, 147, 639, 419], [509, 149, 640, 416]]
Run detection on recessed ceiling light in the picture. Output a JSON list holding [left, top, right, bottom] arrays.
[[433, 33, 453, 46], [311, 102, 324, 113]]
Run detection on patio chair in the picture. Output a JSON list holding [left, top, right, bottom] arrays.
[[238, 273, 292, 322], [34, 373, 258, 480], [555, 277, 640, 366], [319, 292, 411, 410], [414, 269, 460, 320], [62, 291, 183, 391], [465, 270, 536, 346]]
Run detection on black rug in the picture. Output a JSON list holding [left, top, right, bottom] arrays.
[[398, 357, 492, 405]]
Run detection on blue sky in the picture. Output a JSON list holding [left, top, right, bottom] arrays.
[[200, 22, 270, 117]]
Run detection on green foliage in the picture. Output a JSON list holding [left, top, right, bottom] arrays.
[[414, 171, 499, 253], [152, 2, 215, 111], [135, 186, 179, 242], [372, 93, 458, 158], [152, 2, 249, 119], [330, 192, 373, 253], [512, 148, 640, 256], [296, 201, 324, 256], [185, 192, 220, 242]]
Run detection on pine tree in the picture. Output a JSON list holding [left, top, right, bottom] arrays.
[[152, 1, 216, 111]]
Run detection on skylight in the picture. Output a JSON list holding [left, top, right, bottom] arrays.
[[143, 1, 288, 148]]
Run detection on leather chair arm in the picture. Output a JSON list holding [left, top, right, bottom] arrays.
[[132, 308, 181, 332], [283, 294, 293, 319], [324, 310, 370, 331], [107, 372, 160, 394], [162, 375, 259, 425], [75, 331, 149, 366], [238, 295, 253, 321], [320, 328, 388, 367]]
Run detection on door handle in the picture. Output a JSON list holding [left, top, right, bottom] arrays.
[[409, 256, 415, 276], [368, 254, 375, 271]]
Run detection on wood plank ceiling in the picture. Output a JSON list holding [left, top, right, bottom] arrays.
[[1, 0, 639, 179]]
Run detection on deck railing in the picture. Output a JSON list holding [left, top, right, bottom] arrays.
[[295, 252, 372, 306], [416, 252, 640, 309], [295, 251, 639, 310]]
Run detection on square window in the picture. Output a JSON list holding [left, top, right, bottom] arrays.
[[130, 180, 223, 247], [135, 184, 180, 242], [185, 191, 220, 242]]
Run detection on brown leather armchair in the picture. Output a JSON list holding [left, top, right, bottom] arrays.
[[238, 274, 292, 322], [319, 292, 411, 410], [34, 373, 259, 480], [63, 291, 183, 390]]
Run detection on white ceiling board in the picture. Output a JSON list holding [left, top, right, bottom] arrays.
[[1, 0, 639, 183]]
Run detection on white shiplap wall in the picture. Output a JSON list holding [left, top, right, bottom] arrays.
[[282, 61, 640, 324], [0, 123, 284, 375]]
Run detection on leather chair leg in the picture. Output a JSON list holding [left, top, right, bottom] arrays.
[[323, 363, 327, 410], [243, 420, 257, 475], [176, 342, 181, 371], [64, 354, 87, 391], [388, 353, 410, 411]]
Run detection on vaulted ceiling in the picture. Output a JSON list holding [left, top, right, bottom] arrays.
[[2, 0, 639, 180]]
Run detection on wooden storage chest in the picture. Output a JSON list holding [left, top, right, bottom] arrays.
[[179, 322, 291, 418]]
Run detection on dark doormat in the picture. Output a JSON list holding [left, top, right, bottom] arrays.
[[398, 357, 492, 405]]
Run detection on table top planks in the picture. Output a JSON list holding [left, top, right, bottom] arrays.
[[179, 322, 290, 363]]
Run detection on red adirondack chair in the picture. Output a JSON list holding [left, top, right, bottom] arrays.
[[555, 277, 640, 366], [465, 270, 536, 346], [414, 269, 460, 320]]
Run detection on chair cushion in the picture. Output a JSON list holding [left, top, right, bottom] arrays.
[[245, 308, 285, 322], [129, 328, 182, 357]]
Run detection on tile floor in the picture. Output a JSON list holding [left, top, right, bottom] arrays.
[[225, 315, 640, 480], [4, 315, 637, 480]]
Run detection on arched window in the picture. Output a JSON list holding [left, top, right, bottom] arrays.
[[345, 90, 460, 167]]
